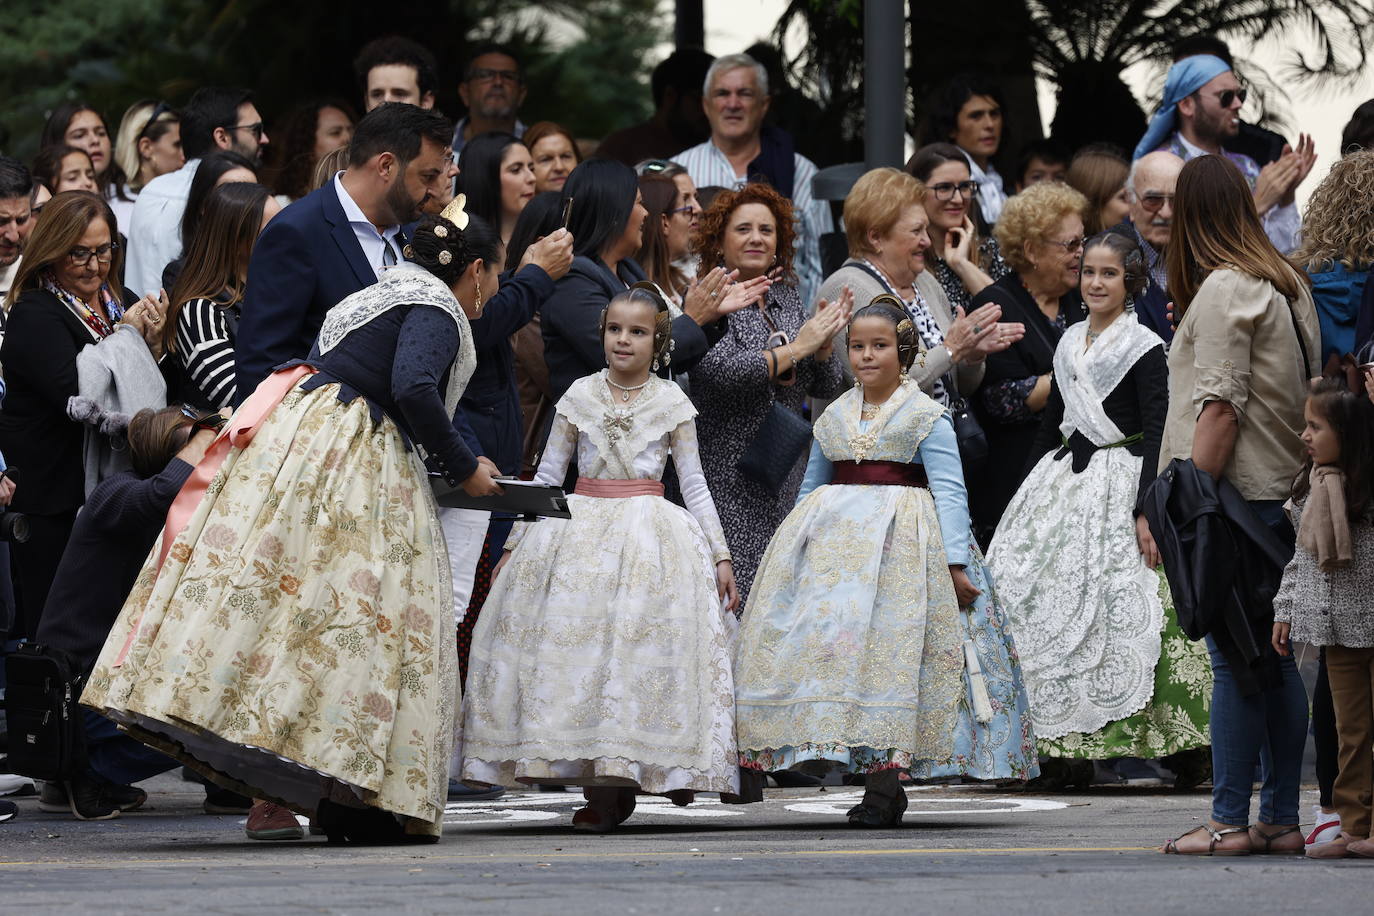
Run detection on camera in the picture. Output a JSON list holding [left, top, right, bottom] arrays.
[[0, 467, 25, 543], [0, 510, 27, 543]]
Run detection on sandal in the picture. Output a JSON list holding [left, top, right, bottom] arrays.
[[1250, 825, 1303, 855], [1162, 823, 1251, 856]]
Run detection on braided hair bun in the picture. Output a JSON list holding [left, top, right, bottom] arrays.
[[850, 294, 920, 371], [404, 212, 501, 284]]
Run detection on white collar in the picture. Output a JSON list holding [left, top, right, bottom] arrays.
[[1174, 132, 1213, 161], [333, 172, 398, 238], [961, 150, 1000, 182]]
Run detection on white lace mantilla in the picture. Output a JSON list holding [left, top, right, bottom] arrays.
[[316, 262, 475, 419], [1054, 312, 1162, 447], [814, 381, 945, 464], [556, 372, 697, 477]]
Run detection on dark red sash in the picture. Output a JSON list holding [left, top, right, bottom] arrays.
[[831, 460, 928, 488]]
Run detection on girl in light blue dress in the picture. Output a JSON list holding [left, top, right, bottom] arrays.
[[734, 297, 1036, 828]]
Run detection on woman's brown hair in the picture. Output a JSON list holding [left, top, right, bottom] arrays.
[[126, 405, 196, 478], [165, 181, 273, 353], [690, 182, 797, 284], [5, 190, 123, 310], [635, 174, 686, 297], [1167, 155, 1307, 316], [904, 142, 993, 272], [1065, 146, 1129, 236], [1292, 377, 1374, 519], [522, 121, 582, 166]]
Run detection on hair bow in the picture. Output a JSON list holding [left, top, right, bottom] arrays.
[[440, 193, 470, 230]]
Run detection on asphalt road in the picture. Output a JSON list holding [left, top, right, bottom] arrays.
[[2, 775, 1369, 915]]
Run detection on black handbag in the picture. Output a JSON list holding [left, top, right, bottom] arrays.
[[738, 399, 813, 494], [3, 643, 87, 781], [948, 391, 988, 467]]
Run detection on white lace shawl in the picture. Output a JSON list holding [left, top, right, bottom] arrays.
[[316, 262, 476, 419], [1053, 312, 1163, 447], [555, 371, 697, 477]]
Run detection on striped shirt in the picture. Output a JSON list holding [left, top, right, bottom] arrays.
[[175, 297, 238, 409], [672, 140, 832, 307]]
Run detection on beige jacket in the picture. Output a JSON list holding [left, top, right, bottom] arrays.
[[1159, 268, 1319, 501]]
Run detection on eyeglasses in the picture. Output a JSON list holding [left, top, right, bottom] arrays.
[[138, 101, 175, 140], [929, 180, 979, 201], [638, 159, 677, 175], [226, 122, 264, 141], [668, 204, 697, 217], [1201, 87, 1248, 109], [1138, 192, 1175, 212], [66, 242, 119, 265], [1043, 236, 1084, 254], [468, 67, 520, 84]]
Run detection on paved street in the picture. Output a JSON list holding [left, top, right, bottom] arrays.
[[2, 774, 1370, 914]]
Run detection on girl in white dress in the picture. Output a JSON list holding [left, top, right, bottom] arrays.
[[458, 284, 741, 832]]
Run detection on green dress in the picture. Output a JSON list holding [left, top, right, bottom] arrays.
[[1036, 573, 1212, 759]]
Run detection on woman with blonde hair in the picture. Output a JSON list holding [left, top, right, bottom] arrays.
[[1294, 149, 1374, 361], [110, 101, 184, 231], [1065, 145, 1131, 236], [968, 181, 1088, 541], [816, 167, 1021, 404]]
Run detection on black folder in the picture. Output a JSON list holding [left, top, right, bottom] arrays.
[[429, 475, 572, 520]]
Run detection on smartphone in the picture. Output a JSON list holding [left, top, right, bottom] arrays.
[[560, 197, 574, 228]]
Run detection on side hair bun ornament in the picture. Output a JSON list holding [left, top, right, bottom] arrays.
[[440, 193, 470, 230], [438, 250, 453, 265]]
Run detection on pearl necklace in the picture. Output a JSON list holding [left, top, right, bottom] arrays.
[[606, 377, 650, 402]]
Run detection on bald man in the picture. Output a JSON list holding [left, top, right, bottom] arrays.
[[1111, 151, 1184, 343]]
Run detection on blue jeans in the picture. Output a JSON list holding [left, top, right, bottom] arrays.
[[1207, 499, 1308, 826], [83, 710, 179, 786]]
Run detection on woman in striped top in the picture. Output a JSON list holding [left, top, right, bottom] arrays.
[[163, 182, 280, 408]]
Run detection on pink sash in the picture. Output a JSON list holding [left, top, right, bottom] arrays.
[[115, 365, 315, 667]]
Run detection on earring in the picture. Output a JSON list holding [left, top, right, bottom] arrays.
[[474, 275, 483, 311], [652, 356, 661, 372]]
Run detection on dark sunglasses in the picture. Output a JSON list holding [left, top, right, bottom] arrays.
[[1138, 192, 1175, 212], [1202, 87, 1248, 109]]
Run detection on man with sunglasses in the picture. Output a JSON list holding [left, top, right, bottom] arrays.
[[451, 44, 527, 156], [1133, 54, 1313, 254], [1112, 150, 1184, 343], [125, 87, 269, 297]]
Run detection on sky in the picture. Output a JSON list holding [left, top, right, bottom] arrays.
[[697, 0, 1374, 210]]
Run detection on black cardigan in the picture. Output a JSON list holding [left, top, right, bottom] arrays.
[[0, 286, 136, 516], [35, 459, 194, 670], [1027, 344, 1169, 506], [967, 272, 1085, 536], [541, 255, 724, 403]]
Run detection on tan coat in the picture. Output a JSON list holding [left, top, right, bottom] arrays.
[[1159, 268, 1319, 501]]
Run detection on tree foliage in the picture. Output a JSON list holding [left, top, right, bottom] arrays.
[[0, 0, 663, 157], [768, 0, 1374, 164]]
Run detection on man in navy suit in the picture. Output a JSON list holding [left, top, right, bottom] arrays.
[[233, 103, 457, 403]]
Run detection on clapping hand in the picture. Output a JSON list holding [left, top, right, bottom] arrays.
[[119, 288, 170, 359], [798, 286, 854, 360]]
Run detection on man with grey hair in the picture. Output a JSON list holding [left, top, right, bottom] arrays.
[[673, 53, 832, 305], [1111, 150, 1184, 343]]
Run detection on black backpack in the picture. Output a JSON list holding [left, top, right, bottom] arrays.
[[3, 644, 87, 780]]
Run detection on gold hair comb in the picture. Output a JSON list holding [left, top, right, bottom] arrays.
[[440, 193, 470, 230]]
